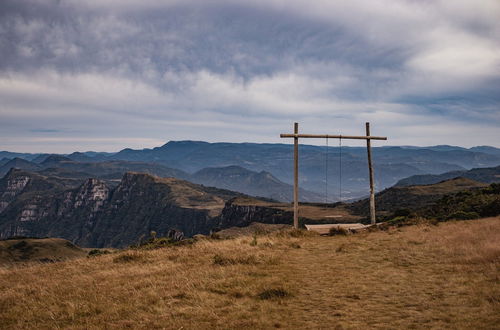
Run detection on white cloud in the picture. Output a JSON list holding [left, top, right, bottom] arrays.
[[0, 0, 499, 152]]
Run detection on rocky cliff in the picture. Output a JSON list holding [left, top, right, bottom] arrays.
[[216, 198, 293, 229], [0, 170, 295, 248], [0, 170, 242, 247]]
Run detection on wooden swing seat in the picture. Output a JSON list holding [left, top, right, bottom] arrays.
[[305, 223, 370, 235]]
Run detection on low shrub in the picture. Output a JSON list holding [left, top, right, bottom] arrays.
[[257, 288, 291, 300], [134, 237, 195, 250], [329, 227, 349, 236], [87, 249, 111, 257], [260, 242, 274, 248], [250, 234, 258, 246], [212, 254, 258, 266], [447, 211, 480, 220], [113, 253, 142, 263], [392, 208, 412, 217]]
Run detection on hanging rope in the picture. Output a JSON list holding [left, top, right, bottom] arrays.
[[339, 136, 342, 202], [325, 137, 328, 204]]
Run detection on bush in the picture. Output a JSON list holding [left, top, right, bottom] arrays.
[[386, 216, 413, 227], [212, 254, 258, 266], [329, 227, 349, 236], [425, 183, 500, 220], [250, 234, 258, 246], [87, 249, 111, 257], [447, 211, 480, 220], [485, 183, 500, 194], [392, 208, 412, 217], [113, 253, 142, 263], [480, 199, 500, 217], [257, 288, 291, 300]]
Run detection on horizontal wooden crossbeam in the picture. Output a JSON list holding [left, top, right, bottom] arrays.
[[279, 134, 387, 140]]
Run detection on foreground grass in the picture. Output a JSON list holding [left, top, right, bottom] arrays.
[[0, 217, 499, 329]]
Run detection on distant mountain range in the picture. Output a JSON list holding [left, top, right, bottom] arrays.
[[190, 165, 323, 202], [0, 157, 321, 203], [1, 141, 500, 200]]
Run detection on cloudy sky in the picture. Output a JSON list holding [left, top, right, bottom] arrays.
[[1, 0, 499, 153]]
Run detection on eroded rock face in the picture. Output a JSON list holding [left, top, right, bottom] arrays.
[[0, 175, 30, 213], [0, 173, 111, 242], [59, 179, 110, 217], [0, 172, 224, 247], [0, 170, 291, 248], [216, 199, 293, 229], [19, 197, 44, 222]]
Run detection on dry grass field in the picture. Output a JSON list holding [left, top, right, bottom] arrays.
[[0, 217, 499, 329]]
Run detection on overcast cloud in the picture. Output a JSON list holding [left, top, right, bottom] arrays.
[[0, 0, 499, 152]]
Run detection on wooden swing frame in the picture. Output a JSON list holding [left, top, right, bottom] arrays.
[[280, 122, 387, 228]]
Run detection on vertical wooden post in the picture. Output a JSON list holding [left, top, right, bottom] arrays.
[[293, 122, 299, 229], [366, 122, 376, 224]]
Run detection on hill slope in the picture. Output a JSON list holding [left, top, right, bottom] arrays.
[[396, 165, 500, 187], [0, 238, 86, 264], [0, 158, 41, 176], [350, 177, 488, 217], [191, 165, 325, 202], [0, 218, 498, 328]]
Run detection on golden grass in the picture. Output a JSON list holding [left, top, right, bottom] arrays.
[[1, 217, 499, 329]]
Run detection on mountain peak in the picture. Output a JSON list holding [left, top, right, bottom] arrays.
[[41, 155, 72, 165], [0, 158, 40, 176], [160, 140, 209, 148]]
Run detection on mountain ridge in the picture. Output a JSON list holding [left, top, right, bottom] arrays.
[[0, 158, 323, 202], [396, 165, 500, 187], [2, 141, 500, 200]]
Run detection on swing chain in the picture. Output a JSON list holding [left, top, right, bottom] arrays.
[[339, 136, 342, 202], [325, 137, 328, 204], [325, 134, 343, 204]]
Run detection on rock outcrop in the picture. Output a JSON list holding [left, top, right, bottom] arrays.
[[216, 198, 293, 229], [1, 170, 287, 248]]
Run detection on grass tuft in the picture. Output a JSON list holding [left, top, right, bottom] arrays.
[[329, 227, 350, 236], [249, 234, 258, 246], [112, 252, 142, 263], [275, 228, 315, 238], [212, 254, 258, 266], [87, 249, 112, 257], [258, 288, 291, 300]]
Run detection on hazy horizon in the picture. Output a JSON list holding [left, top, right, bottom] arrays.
[[1, 139, 499, 155]]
